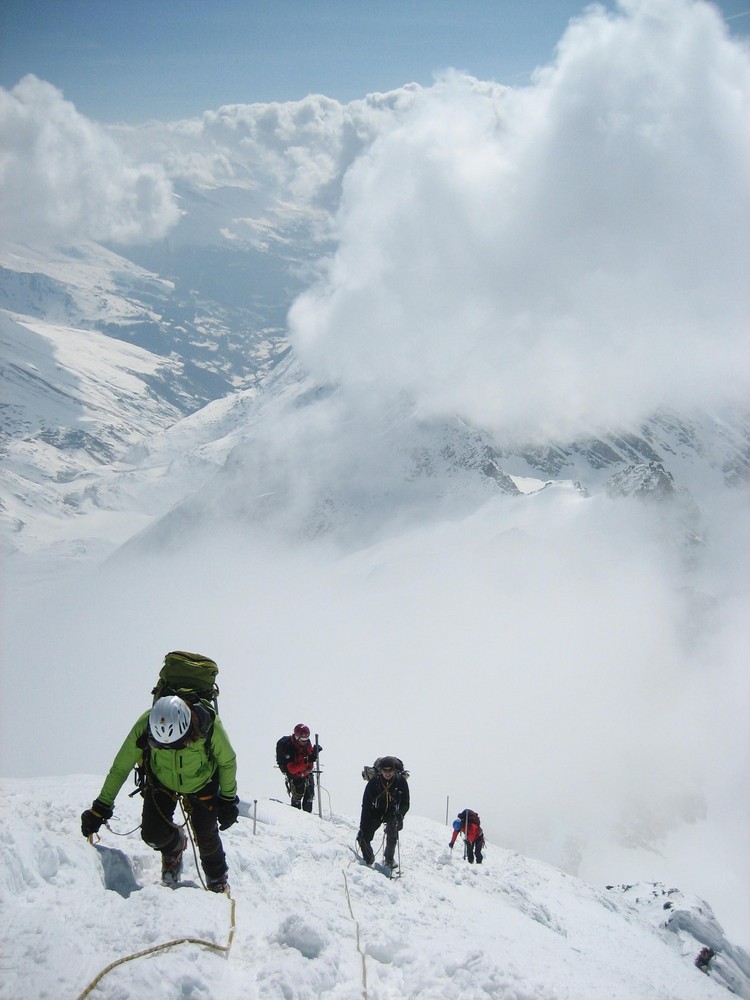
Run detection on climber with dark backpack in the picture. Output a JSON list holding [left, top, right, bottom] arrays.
[[80, 650, 239, 892], [276, 723, 322, 812], [356, 756, 410, 870], [449, 808, 485, 864]]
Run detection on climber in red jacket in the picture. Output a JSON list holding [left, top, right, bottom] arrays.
[[449, 809, 485, 864]]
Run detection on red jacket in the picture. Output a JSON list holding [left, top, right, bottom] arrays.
[[450, 815, 483, 846], [285, 737, 317, 777]]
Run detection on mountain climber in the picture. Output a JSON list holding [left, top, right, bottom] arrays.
[[449, 809, 485, 864], [80, 694, 239, 892], [276, 723, 321, 812], [357, 756, 409, 869]]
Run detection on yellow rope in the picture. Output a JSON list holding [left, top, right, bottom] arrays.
[[177, 796, 210, 891], [342, 868, 368, 1000], [74, 893, 236, 1000]]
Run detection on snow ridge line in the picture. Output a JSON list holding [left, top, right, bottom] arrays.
[[74, 892, 237, 1000], [342, 867, 368, 1000]]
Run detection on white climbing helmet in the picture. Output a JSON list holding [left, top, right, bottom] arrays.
[[149, 695, 191, 746]]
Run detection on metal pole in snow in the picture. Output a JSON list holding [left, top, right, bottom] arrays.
[[445, 795, 449, 825], [253, 799, 257, 835], [315, 732, 322, 819]]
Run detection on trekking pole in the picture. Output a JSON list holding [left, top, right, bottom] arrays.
[[315, 731, 322, 819], [253, 799, 257, 835], [445, 795, 449, 825]]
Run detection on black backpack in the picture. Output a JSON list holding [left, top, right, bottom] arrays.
[[458, 809, 480, 826], [361, 756, 410, 781], [276, 735, 295, 773]]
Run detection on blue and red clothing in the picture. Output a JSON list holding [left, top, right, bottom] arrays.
[[449, 810, 485, 863]]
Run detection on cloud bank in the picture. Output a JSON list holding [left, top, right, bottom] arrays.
[[289, 0, 750, 440], [107, 84, 424, 251], [0, 76, 179, 245]]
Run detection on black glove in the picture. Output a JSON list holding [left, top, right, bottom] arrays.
[[81, 798, 113, 838], [217, 795, 239, 830], [448, 842, 454, 849], [397, 818, 404, 831]]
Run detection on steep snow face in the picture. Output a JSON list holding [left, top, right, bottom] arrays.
[[0, 240, 175, 327], [1, 776, 746, 1000], [0, 239, 290, 400], [0, 309, 187, 556], [0, 235, 290, 560]]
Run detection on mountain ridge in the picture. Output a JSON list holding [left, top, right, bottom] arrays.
[[2, 774, 748, 1000]]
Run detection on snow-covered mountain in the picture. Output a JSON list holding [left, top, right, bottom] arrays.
[[0, 234, 293, 561], [2, 236, 747, 563], [2, 775, 749, 1000], [2, 0, 749, 963], [111, 357, 748, 561], [2, 84, 749, 952]]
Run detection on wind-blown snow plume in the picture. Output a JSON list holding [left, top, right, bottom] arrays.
[[0, 75, 179, 245], [289, 0, 750, 439]]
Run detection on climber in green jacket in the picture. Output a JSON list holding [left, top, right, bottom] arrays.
[[81, 695, 238, 892]]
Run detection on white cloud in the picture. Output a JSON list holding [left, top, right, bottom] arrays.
[[288, 0, 750, 440], [0, 76, 179, 246], [107, 85, 424, 238]]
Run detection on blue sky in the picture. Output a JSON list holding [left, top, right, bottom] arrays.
[[2, 0, 748, 123]]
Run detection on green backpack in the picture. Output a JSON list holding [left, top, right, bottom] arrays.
[[151, 650, 220, 710], [132, 651, 220, 792]]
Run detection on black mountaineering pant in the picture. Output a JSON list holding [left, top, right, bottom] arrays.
[[359, 812, 400, 863], [288, 774, 315, 812], [466, 837, 483, 864], [141, 774, 227, 881]]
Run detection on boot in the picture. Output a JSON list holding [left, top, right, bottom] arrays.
[[206, 869, 229, 893], [161, 830, 187, 886], [357, 833, 374, 865]]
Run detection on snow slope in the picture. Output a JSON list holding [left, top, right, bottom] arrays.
[[0, 308, 188, 561], [2, 775, 748, 1000]]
